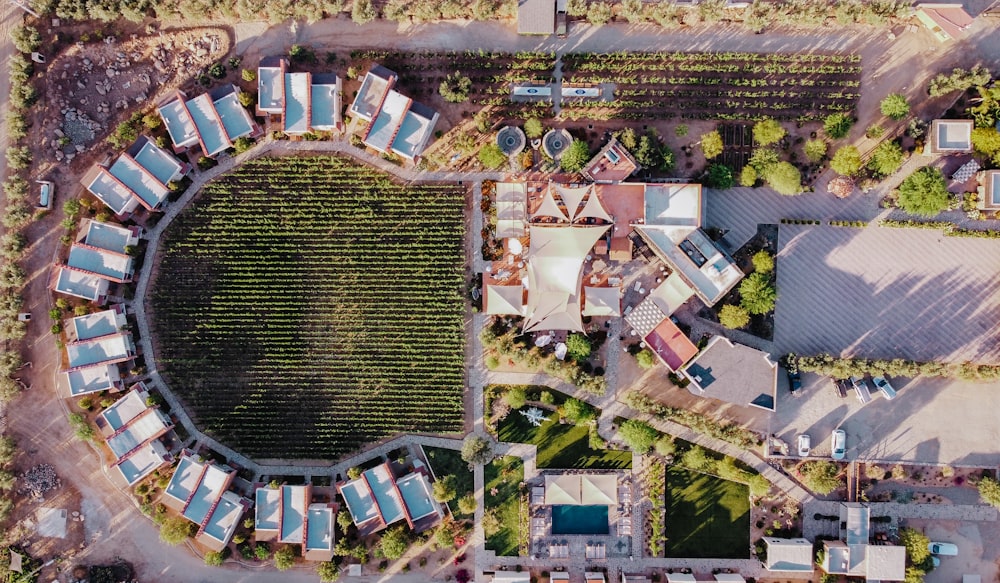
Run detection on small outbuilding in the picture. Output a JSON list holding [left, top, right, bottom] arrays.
[[517, 0, 555, 35]]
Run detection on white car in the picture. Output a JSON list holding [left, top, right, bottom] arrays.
[[872, 376, 897, 400], [797, 434, 811, 457], [928, 541, 958, 556], [831, 429, 846, 460]]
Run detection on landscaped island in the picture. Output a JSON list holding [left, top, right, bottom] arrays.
[[151, 155, 467, 458]]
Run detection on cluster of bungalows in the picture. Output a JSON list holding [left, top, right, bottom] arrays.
[[336, 460, 443, 535], [256, 57, 343, 135], [162, 452, 249, 551], [254, 484, 336, 561], [51, 220, 139, 304], [58, 304, 135, 397], [157, 84, 260, 158], [95, 382, 175, 487], [81, 136, 189, 218], [349, 65, 439, 162]]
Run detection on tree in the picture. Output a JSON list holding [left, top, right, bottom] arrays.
[[336, 509, 353, 535], [561, 397, 596, 425], [704, 164, 734, 189], [560, 140, 591, 173], [898, 527, 931, 565], [619, 419, 658, 454], [461, 435, 494, 465], [752, 118, 786, 146], [928, 65, 991, 97], [633, 133, 671, 170], [478, 143, 507, 169], [971, 127, 1000, 162], [635, 348, 655, 369], [566, 0, 588, 16], [204, 551, 225, 566], [566, 333, 592, 361], [739, 272, 777, 315], [351, 0, 377, 24], [979, 476, 1000, 509], [654, 436, 676, 456], [457, 494, 477, 514], [524, 117, 543, 139], [6, 146, 31, 170], [439, 71, 472, 103], [587, 1, 613, 25], [274, 545, 296, 570], [620, 0, 645, 22], [700, 130, 723, 159], [233, 136, 255, 154], [823, 112, 854, 139], [317, 561, 340, 582], [880, 93, 910, 120], [798, 461, 842, 495], [803, 139, 827, 163], [432, 475, 458, 503], [11, 25, 41, 54], [739, 165, 758, 187], [897, 167, 950, 217], [867, 140, 905, 178], [751, 250, 774, 274], [503, 386, 527, 409], [762, 161, 802, 195], [159, 516, 195, 545], [7, 112, 26, 141], [719, 304, 750, 329], [379, 525, 410, 560], [830, 145, 862, 177]]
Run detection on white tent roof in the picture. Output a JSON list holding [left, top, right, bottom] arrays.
[[649, 273, 695, 316], [544, 474, 582, 505], [582, 286, 621, 317], [497, 181, 527, 202], [554, 184, 590, 221], [576, 189, 614, 223], [533, 188, 569, 222], [523, 225, 609, 332], [581, 475, 617, 505], [497, 219, 525, 239], [486, 284, 525, 316]]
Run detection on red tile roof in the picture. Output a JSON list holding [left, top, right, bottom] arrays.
[[643, 318, 698, 371]]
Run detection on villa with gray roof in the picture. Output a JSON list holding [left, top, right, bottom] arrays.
[[158, 85, 258, 158], [51, 220, 139, 302], [61, 304, 131, 396], [95, 383, 174, 487], [819, 503, 906, 581], [682, 336, 778, 411], [928, 119, 974, 154], [349, 65, 439, 161], [336, 460, 443, 535], [256, 57, 343, 135], [81, 136, 187, 217], [162, 452, 246, 551], [254, 484, 335, 561]]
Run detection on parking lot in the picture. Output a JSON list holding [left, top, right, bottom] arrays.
[[769, 372, 1000, 465]]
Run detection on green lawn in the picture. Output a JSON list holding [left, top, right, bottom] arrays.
[[484, 456, 524, 556], [424, 446, 474, 518], [497, 406, 632, 470], [664, 466, 750, 558]]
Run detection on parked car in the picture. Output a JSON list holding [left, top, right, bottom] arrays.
[[36, 180, 53, 210], [797, 434, 811, 457], [928, 542, 958, 556], [850, 375, 872, 404], [787, 369, 802, 395], [872, 376, 897, 400], [17, 313, 30, 322], [831, 429, 846, 460], [833, 378, 848, 398]]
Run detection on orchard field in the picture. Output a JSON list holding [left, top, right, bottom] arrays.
[[151, 156, 467, 459]]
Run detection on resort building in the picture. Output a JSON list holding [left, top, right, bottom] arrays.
[[256, 57, 343, 135], [254, 484, 335, 561], [581, 138, 640, 183], [95, 383, 173, 487], [818, 503, 906, 581], [51, 220, 140, 302], [62, 304, 130, 396], [162, 452, 246, 551], [665, 575, 748, 583], [81, 136, 188, 216], [915, 5, 973, 42], [762, 537, 814, 572], [928, 119, 974, 154], [681, 336, 778, 411], [349, 65, 439, 161], [157, 85, 259, 158], [337, 460, 443, 535]]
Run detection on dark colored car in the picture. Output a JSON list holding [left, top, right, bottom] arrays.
[[787, 369, 802, 395], [833, 378, 849, 398]]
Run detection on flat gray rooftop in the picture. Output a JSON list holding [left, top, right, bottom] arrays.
[[775, 225, 1000, 363]]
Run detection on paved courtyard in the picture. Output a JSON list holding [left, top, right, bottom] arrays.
[[774, 225, 1000, 363], [770, 373, 1000, 466]]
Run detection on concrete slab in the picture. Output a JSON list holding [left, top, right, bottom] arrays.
[[36, 507, 67, 538]]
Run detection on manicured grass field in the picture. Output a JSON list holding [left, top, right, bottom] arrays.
[[484, 456, 524, 556], [664, 466, 750, 558], [151, 156, 466, 459], [497, 405, 632, 470], [424, 446, 474, 518]]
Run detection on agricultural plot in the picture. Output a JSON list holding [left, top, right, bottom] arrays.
[[151, 156, 466, 459], [350, 50, 554, 119], [560, 52, 861, 122]]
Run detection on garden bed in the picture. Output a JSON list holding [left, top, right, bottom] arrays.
[[424, 446, 475, 518]]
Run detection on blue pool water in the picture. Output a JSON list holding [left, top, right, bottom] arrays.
[[551, 505, 609, 535]]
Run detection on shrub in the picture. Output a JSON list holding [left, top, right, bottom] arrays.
[[539, 390, 555, 405], [751, 250, 774, 274], [897, 167, 950, 217], [880, 93, 910, 120], [971, 127, 1000, 163], [560, 140, 591, 173], [739, 165, 758, 187], [979, 477, 1000, 509], [620, 0, 645, 22], [654, 436, 676, 456], [762, 161, 802, 196], [351, 0, 377, 24], [5, 146, 32, 170], [439, 72, 472, 103], [478, 143, 507, 169], [159, 516, 195, 545], [566, 0, 587, 16], [700, 130, 723, 159], [867, 140, 905, 178], [274, 545, 296, 570], [719, 304, 750, 329], [619, 419, 658, 454], [566, 333, 592, 361], [830, 145, 862, 177], [524, 117, 543, 139], [899, 527, 931, 564], [208, 62, 226, 79], [752, 118, 786, 146], [6, 112, 27, 141], [635, 348, 655, 369], [461, 435, 494, 465], [587, 1, 613, 25], [379, 525, 410, 560], [803, 138, 827, 163], [928, 65, 990, 97], [503, 386, 527, 409], [232, 136, 255, 154], [561, 397, 596, 425], [68, 412, 94, 441], [317, 561, 340, 582], [204, 551, 224, 566], [241, 68, 257, 82], [704, 164, 734, 189], [823, 112, 853, 139], [865, 125, 885, 139], [457, 494, 477, 514], [432, 475, 458, 503], [11, 25, 41, 54], [739, 272, 776, 315], [798, 461, 842, 495], [254, 543, 271, 560]]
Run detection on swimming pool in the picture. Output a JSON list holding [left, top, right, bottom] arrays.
[[551, 505, 609, 535]]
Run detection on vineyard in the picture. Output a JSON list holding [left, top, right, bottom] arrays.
[[151, 156, 467, 459], [560, 51, 861, 122]]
